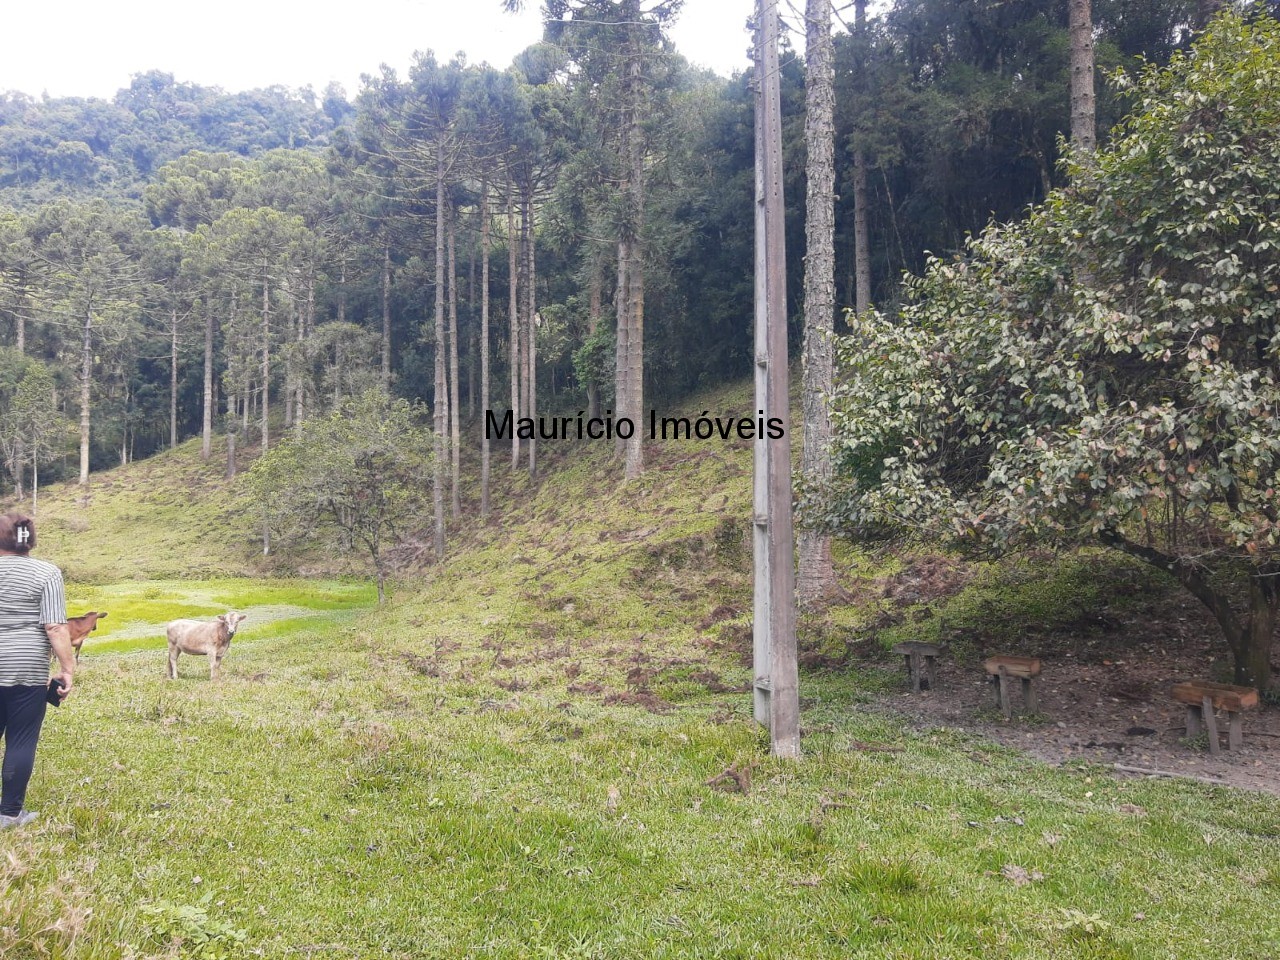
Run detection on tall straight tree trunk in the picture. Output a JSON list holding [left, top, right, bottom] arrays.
[[226, 389, 237, 480], [480, 180, 492, 518], [13, 278, 26, 496], [614, 239, 631, 459], [508, 190, 520, 471], [15, 278, 25, 354], [524, 189, 537, 478], [201, 301, 213, 460], [623, 38, 645, 481], [587, 266, 602, 421], [448, 205, 462, 517], [798, 0, 838, 606], [518, 197, 531, 455], [170, 308, 179, 450], [432, 164, 448, 561], [261, 263, 271, 453], [284, 293, 295, 429], [852, 0, 871, 314], [1069, 0, 1096, 152], [78, 308, 92, 487], [467, 220, 476, 420], [381, 241, 392, 390], [297, 273, 313, 428]]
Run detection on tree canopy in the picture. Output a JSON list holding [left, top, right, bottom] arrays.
[[826, 12, 1280, 688]]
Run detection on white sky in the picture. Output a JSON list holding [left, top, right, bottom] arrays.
[[0, 0, 760, 102]]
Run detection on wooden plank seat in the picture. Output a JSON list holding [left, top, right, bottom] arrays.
[[892, 641, 941, 693], [1171, 680, 1259, 755], [984, 656, 1042, 719]]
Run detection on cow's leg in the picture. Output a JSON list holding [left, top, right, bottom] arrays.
[[167, 645, 179, 680], [211, 654, 220, 681]]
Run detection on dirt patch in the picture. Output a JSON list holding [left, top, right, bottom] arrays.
[[697, 605, 740, 631], [691, 669, 750, 694], [873, 592, 1280, 795], [602, 689, 673, 713]]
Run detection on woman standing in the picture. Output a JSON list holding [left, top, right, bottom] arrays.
[[0, 512, 74, 829]]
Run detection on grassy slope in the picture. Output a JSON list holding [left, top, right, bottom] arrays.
[[2, 386, 1278, 959]]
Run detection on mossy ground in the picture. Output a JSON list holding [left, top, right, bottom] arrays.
[[0, 389, 1277, 959]]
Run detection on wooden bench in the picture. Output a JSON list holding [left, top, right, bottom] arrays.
[[892, 641, 941, 692], [984, 656, 1042, 719], [1171, 680, 1259, 755]]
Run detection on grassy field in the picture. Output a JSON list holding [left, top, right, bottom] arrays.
[[2, 406, 1278, 959]]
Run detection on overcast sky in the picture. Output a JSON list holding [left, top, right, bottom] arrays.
[[0, 0, 762, 102]]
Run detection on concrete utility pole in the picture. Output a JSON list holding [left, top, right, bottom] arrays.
[[752, 0, 801, 759]]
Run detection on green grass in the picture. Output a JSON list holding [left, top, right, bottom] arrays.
[[0, 388, 1277, 958], [66, 578, 376, 655]]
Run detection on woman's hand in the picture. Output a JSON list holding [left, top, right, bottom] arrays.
[[45, 623, 75, 699], [52, 670, 73, 699]]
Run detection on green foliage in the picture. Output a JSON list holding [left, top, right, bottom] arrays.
[[0, 73, 335, 206], [249, 390, 433, 599], [828, 13, 1280, 684], [141, 897, 248, 960]]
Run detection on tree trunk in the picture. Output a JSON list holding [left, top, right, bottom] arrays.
[[15, 278, 25, 354], [381, 241, 392, 391], [1240, 576, 1277, 691], [202, 301, 213, 460], [798, 0, 838, 607], [623, 33, 645, 480], [226, 389, 237, 480], [481, 180, 492, 519], [524, 189, 538, 479], [614, 238, 631, 459], [261, 263, 271, 453], [297, 274, 311, 428], [1104, 531, 1275, 692], [284, 294, 295, 430], [1069, 0, 1096, 153], [78, 308, 92, 487], [448, 205, 462, 517], [852, 0, 871, 313], [508, 190, 520, 471], [170, 308, 179, 450], [587, 267, 602, 421], [433, 164, 448, 561]]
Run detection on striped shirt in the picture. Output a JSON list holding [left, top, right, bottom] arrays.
[[0, 555, 66, 686]]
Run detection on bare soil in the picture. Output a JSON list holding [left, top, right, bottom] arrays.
[[875, 589, 1280, 795]]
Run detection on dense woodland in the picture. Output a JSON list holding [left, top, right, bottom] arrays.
[[1, 2, 1277, 683]]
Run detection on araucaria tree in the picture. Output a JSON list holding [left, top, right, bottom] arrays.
[[249, 390, 433, 604], [826, 15, 1280, 691]]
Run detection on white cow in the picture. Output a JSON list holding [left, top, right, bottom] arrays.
[[165, 612, 247, 680]]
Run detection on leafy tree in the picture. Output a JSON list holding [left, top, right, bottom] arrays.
[[249, 390, 433, 603], [826, 14, 1280, 689]]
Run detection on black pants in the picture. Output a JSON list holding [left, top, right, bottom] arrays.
[[0, 685, 47, 816]]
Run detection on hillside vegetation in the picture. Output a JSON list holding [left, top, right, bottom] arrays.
[[1, 390, 1277, 960]]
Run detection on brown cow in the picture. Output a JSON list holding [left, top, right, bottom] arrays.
[[165, 612, 247, 680], [67, 611, 108, 663]]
